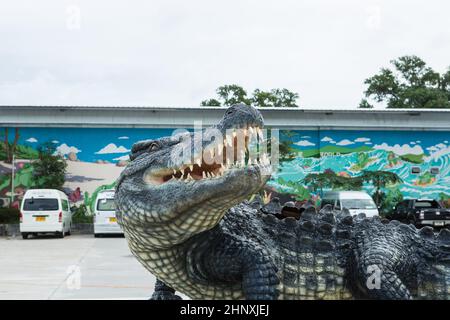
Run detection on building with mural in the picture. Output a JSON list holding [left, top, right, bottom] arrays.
[[1, 106, 450, 212]]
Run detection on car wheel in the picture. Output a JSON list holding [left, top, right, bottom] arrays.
[[57, 230, 65, 238], [22, 233, 29, 240], [67, 225, 71, 236], [94, 234, 101, 238]]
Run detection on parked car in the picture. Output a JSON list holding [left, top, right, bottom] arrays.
[[93, 190, 123, 237], [390, 199, 450, 227], [20, 189, 72, 239], [321, 191, 379, 217]]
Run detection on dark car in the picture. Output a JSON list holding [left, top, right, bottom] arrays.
[[390, 199, 450, 227]]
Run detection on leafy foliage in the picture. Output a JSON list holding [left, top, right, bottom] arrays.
[[31, 142, 67, 190], [71, 204, 93, 224], [379, 187, 403, 217], [361, 55, 450, 108], [201, 84, 299, 107], [0, 208, 20, 224], [360, 170, 403, 206], [301, 170, 363, 196]]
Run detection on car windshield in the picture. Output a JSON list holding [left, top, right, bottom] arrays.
[[97, 199, 115, 211], [23, 198, 59, 211], [341, 199, 376, 210], [414, 200, 440, 209]]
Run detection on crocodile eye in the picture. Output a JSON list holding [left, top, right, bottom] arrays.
[[148, 142, 160, 152]]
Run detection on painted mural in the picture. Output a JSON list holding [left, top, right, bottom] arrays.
[[1, 127, 450, 210]]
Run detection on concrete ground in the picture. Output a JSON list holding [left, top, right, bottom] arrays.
[[0, 234, 187, 300]]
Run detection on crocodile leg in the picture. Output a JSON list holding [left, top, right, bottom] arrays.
[[241, 252, 280, 300], [150, 279, 182, 300], [201, 234, 280, 300]]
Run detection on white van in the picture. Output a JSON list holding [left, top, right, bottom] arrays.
[[20, 189, 72, 239], [93, 190, 123, 237], [321, 191, 379, 217]]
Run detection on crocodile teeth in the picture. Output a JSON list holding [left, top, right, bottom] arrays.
[[196, 158, 202, 167], [202, 171, 206, 179], [186, 173, 193, 181], [189, 164, 193, 171]]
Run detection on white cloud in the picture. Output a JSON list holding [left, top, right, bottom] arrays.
[[113, 155, 130, 161], [373, 143, 424, 155], [26, 137, 37, 143], [52, 140, 59, 144], [118, 136, 129, 140], [321, 136, 333, 142], [410, 141, 416, 145], [365, 142, 373, 145], [336, 139, 354, 146], [427, 146, 438, 151], [416, 141, 421, 143], [95, 143, 130, 154], [436, 143, 447, 149], [445, 141, 449, 144], [301, 135, 311, 139], [55, 143, 81, 155], [354, 137, 370, 142], [295, 140, 315, 147], [329, 140, 336, 144]]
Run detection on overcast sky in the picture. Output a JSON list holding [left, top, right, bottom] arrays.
[[1, 0, 449, 108]]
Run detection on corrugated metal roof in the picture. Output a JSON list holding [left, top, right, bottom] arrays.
[[1, 105, 450, 113]]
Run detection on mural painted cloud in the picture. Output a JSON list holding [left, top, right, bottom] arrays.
[[1, 126, 450, 211]]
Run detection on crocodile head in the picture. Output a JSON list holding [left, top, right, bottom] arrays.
[[115, 104, 272, 248]]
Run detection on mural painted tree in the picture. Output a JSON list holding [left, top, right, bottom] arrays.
[[32, 142, 67, 190], [1, 128, 20, 163], [360, 170, 403, 207], [301, 171, 363, 197]]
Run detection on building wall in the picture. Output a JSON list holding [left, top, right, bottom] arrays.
[[1, 126, 450, 210]]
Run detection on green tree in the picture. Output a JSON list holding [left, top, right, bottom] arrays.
[[360, 170, 403, 207], [302, 170, 363, 196], [252, 88, 299, 107], [1, 128, 20, 163], [358, 98, 374, 109], [361, 55, 450, 108], [200, 98, 221, 106], [380, 187, 403, 217], [201, 85, 299, 107], [32, 142, 67, 190], [216, 84, 251, 106]]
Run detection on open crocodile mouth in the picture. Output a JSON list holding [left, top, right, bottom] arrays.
[[143, 126, 271, 185]]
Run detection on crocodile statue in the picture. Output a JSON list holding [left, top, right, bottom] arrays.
[[115, 104, 450, 300]]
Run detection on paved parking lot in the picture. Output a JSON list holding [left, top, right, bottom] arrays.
[[0, 234, 162, 300]]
